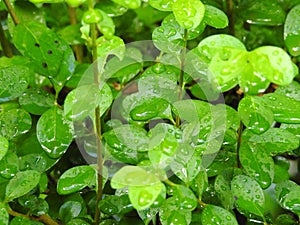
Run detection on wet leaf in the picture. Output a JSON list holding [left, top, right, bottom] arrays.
[[239, 142, 274, 189], [0, 65, 29, 103], [103, 124, 149, 163], [5, 170, 40, 201], [201, 204, 238, 225], [58, 201, 83, 224], [37, 107, 73, 158], [13, 22, 75, 93], [97, 36, 125, 60], [173, 185, 198, 211], [203, 4, 229, 29], [148, 0, 175, 11], [173, 0, 205, 29], [238, 51, 271, 95], [159, 197, 192, 225], [99, 195, 132, 215], [170, 144, 201, 183], [0, 202, 8, 225], [261, 93, 300, 123], [284, 4, 300, 56], [253, 46, 295, 85], [0, 108, 32, 140], [0, 136, 8, 161], [239, 0, 285, 26], [275, 81, 300, 102], [129, 182, 164, 210], [152, 14, 184, 54], [57, 165, 96, 195], [10, 216, 43, 225], [231, 175, 265, 217], [238, 95, 273, 134], [245, 128, 299, 154], [97, 9, 115, 38], [0, 152, 19, 179], [19, 88, 54, 115], [95, 0, 127, 17], [111, 0, 141, 9], [64, 83, 112, 121], [111, 166, 161, 189]]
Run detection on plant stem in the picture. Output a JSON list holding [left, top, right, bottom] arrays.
[[90, 21, 103, 225], [7, 208, 59, 225], [197, 198, 207, 208], [175, 29, 188, 127], [0, 22, 13, 57], [226, 0, 235, 35], [236, 121, 243, 168], [3, 0, 19, 25], [68, 5, 84, 63]]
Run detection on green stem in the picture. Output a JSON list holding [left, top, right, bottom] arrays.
[[236, 121, 243, 168], [163, 179, 176, 187], [68, 5, 84, 63], [7, 208, 59, 225], [175, 29, 188, 127], [197, 198, 207, 208], [3, 0, 19, 25], [90, 21, 103, 225], [0, 22, 13, 57], [226, 0, 235, 35]]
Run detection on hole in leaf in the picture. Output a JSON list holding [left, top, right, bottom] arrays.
[[35, 43, 40, 47], [47, 50, 53, 55], [54, 40, 59, 44], [42, 62, 48, 68]]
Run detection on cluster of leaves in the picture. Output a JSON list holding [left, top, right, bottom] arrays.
[[0, 0, 300, 225]]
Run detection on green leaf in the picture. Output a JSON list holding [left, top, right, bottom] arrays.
[[57, 165, 96, 195], [10, 216, 43, 225], [148, 0, 175, 11], [173, 0, 205, 29], [18, 195, 49, 216], [0, 65, 29, 103], [13, 22, 75, 93], [253, 46, 295, 85], [66, 219, 90, 225], [170, 144, 201, 183], [111, 166, 161, 189], [64, 83, 112, 121], [5, 170, 40, 201], [275, 214, 298, 225], [99, 195, 132, 215], [273, 156, 290, 183], [0, 109, 32, 140], [95, 0, 128, 17], [201, 204, 238, 225], [261, 93, 300, 123], [173, 185, 198, 211], [245, 128, 299, 154], [275, 81, 300, 102], [19, 88, 54, 115], [280, 123, 300, 139], [104, 124, 149, 164], [238, 51, 272, 95], [203, 5, 229, 29], [275, 180, 300, 215], [284, 4, 300, 56], [0, 136, 8, 161], [130, 97, 171, 121], [190, 170, 208, 199], [239, 0, 285, 26], [231, 175, 265, 217], [97, 36, 125, 60], [97, 9, 115, 38], [129, 182, 164, 211], [111, 0, 141, 9], [159, 197, 192, 225], [239, 142, 274, 189], [152, 14, 184, 54], [37, 107, 73, 158], [0, 152, 19, 179], [238, 95, 273, 134], [0, 202, 8, 225], [58, 201, 82, 224]]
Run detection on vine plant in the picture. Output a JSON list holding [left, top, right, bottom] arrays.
[[0, 0, 300, 225]]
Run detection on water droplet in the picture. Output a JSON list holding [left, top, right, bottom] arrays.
[[183, 21, 193, 29], [138, 191, 153, 206]]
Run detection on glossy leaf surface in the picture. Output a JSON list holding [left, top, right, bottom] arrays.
[[37, 107, 73, 158], [57, 165, 96, 195], [203, 5, 228, 29], [0, 136, 8, 161], [5, 170, 40, 201], [201, 204, 238, 225]]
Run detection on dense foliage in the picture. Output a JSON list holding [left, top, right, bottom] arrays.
[[0, 0, 300, 224]]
